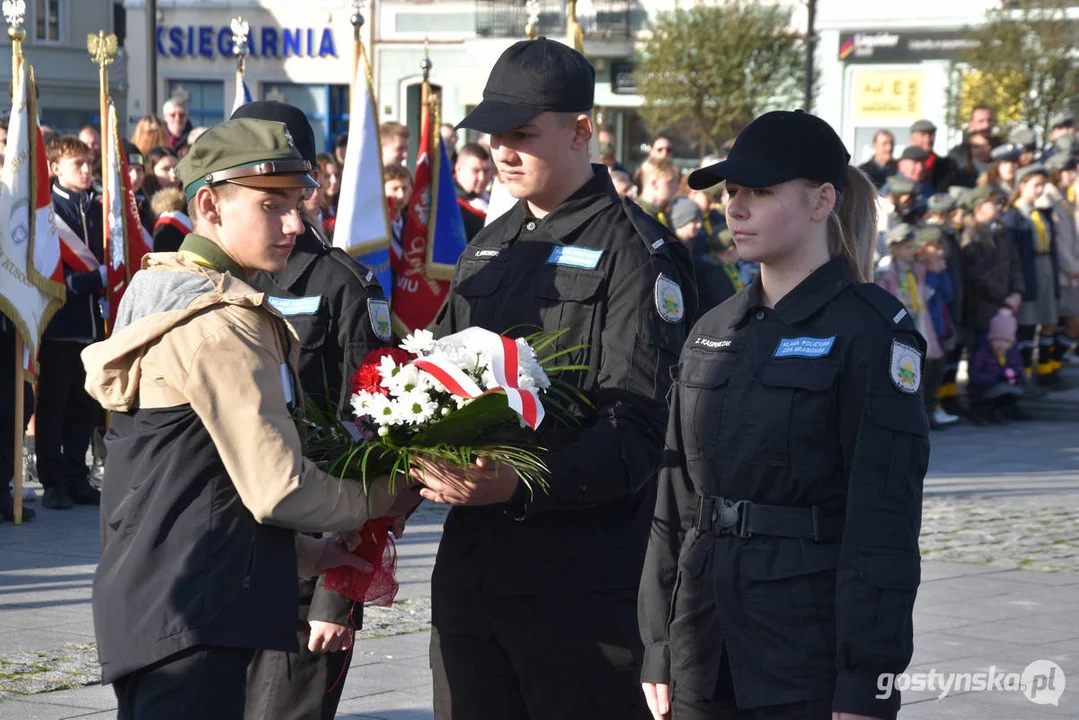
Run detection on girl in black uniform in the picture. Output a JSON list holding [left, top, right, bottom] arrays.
[[639, 111, 930, 720]]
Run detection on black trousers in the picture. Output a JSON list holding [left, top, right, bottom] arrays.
[[431, 584, 651, 720], [0, 326, 34, 490], [35, 339, 96, 489], [113, 645, 255, 720], [672, 648, 831, 720], [245, 622, 352, 720]]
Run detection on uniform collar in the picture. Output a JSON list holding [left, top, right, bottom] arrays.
[[178, 233, 247, 279], [498, 164, 618, 244], [731, 257, 851, 329], [272, 223, 327, 288]]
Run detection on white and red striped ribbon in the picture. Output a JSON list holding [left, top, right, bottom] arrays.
[[411, 327, 544, 430]]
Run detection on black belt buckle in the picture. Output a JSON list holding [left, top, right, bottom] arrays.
[[699, 496, 752, 538]]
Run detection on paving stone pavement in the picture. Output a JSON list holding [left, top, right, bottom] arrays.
[[0, 379, 1077, 718]]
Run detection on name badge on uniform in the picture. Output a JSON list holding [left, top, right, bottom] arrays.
[[474, 249, 501, 259], [890, 340, 923, 394], [267, 295, 322, 317], [693, 335, 734, 351], [368, 299, 392, 343], [655, 274, 684, 324], [548, 246, 604, 269], [773, 336, 836, 358]]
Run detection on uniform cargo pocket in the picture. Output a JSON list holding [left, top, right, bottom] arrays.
[[750, 359, 840, 469], [454, 260, 506, 298], [530, 267, 605, 302], [738, 541, 840, 674], [678, 358, 735, 460], [286, 306, 330, 352], [850, 548, 919, 656]]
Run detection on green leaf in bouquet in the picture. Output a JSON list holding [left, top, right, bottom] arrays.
[[409, 392, 524, 446]]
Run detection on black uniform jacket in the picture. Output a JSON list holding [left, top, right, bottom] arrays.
[[249, 222, 388, 627], [434, 166, 697, 595], [639, 258, 929, 719]]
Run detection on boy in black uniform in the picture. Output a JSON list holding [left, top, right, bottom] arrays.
[[411, 38, 697, 720], [232, 102, 393, 720]]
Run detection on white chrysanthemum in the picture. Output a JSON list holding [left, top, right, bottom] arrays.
[[393, 389, 437, 425], [383, 362, 432, 395], [378, 354, 403, 384], [515, 338, 551, 390], [400, 329, 436, 356], [358, 393, 397, 426]]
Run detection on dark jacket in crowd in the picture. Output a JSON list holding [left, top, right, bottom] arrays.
[[454, 182, 487, 242], [967, 342, 1024, 403], [1001, 206, 1061, 304], [936, 224, 965, 328], [857, 158, 897, 189], [925, 152, 959, 193], [45, 183, 105, 342], [695, 255, 744, 315], [960, 223, 1025, 332]]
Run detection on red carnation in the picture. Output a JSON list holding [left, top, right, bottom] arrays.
[[351, 347, 414, 396]]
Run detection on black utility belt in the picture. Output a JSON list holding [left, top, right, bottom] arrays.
[[694, 495, 841, 542]]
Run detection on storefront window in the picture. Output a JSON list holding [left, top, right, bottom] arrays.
[[34, 0, 61, 43], [168, 80, 225, 128]]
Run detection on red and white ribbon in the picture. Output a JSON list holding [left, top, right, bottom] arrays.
[[412, 327, 544, 430]]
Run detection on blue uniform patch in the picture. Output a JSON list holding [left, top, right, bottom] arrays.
[[773, 336, 836, 358], [547, 246, 603, 269], [267, 295, 322, 316]]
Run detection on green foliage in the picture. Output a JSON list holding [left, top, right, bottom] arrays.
[[945, 0, 1079, 137], [633, 0, 807, 155]]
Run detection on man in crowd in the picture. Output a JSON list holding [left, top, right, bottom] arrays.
[[948, 105, 996, 174], [897, 145, 933, 203], [858, 129, 897, 189], [454, 142, 490, 241], [380, 121, 409, 168], [909, 119, 958, 192], [162, 96, 193, 148], [441, 122, 459, 164], [78, 125, 101, 164], [384, 163, 413, 247]]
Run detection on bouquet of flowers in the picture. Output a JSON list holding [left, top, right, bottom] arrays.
[[306, 326, 587, 605]]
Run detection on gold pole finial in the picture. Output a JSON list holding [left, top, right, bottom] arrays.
[[5, 0, 27, 56], [420, 36, 432, 83], [525, 0, 540, 40], [231, 16, 250, 75], [87, 29, 119, 68], [350, 0, 365, 41]]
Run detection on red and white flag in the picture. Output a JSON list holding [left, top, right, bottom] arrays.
[[103, 101, 152, 318], [0, 58, 66, 368]]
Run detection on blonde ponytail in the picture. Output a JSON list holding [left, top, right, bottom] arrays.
[[826, 165, 878, 283]]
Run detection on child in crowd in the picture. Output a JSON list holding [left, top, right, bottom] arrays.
[[878, 223, 947, 429], [669, 196, 707, 258], [967, 309, 1029, 424], [916, 227, 960, 426], [384, 163, 413, 247], [609, 169, 634, 199], [38, 136, 106, 509], [695, 228, 746, 313], [636, 160, 679, 228]]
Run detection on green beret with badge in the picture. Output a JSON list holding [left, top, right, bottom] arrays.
[[707, 228, 735, 255], [176, 118, 318, 201], [885, 175, 915, 196], [1014, 162, 1047, 185], [885, 222, 916, 247], [915, 226, 943, 246]]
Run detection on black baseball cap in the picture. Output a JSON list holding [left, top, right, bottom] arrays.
[[688, 110, 850, 192], [231, 101, 317, 167], [457, 38, 595, 135]]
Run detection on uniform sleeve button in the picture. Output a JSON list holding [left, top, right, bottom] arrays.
[[755, 311, 765, 320], [525, 221, 537, 231]]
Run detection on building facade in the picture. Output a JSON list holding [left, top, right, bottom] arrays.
[[0, 0, 122, 133]]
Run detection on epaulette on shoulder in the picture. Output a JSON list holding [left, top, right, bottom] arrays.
[[852, 282, 917, 332], [325, 246, 384, 291], [621, 198, 672, 257]]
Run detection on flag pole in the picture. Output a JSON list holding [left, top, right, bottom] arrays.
[[230, 16, 250, 115], [8, 2, 28, 525], [88, 31, 117, 334]]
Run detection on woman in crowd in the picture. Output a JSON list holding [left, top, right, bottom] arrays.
[[130, 115, 170, 157], [140, 145, 181, 202]]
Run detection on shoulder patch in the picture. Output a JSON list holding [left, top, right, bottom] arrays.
[[621, 198, 673, 257], [890, 339, 922, 394], [655, 273, 685, 324], [367, 299, 392, 343]]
